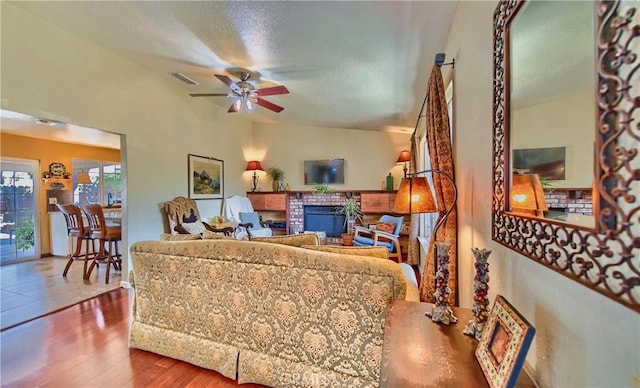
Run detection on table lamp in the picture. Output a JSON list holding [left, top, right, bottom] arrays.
[[245, 161, 264, 192], [511, 173, 548, 217], [396, 150, 411, 178]]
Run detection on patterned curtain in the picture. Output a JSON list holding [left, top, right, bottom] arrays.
[[405, 134, 420, 266], [419, 65, 458, 305]]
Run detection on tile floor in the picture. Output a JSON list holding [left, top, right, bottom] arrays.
[[0, 256, 122, 331]]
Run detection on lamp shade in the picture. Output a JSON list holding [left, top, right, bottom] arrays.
[[76, 171, 92, 184], [245, 161, 264, 172], [396, 150, 411, 164], [393, 177, 439, 214], [511, 174, 548, 211]]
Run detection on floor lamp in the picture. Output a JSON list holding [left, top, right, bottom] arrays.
[[393, 168, 458, 324]]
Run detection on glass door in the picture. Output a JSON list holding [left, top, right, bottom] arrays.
[[0, 158, 40, 264]]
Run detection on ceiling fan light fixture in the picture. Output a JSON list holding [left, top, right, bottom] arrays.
[[244, 98, 255, 112]]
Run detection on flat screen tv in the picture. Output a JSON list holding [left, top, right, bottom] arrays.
[[304, 159, 345, 185], [513, 147, 566, 180]]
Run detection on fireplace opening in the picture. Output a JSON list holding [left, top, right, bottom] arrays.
[[304, 205, 345, 237]]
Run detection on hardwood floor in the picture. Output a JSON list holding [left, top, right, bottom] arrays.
[[0, 287, 266, 387], [1, 256, 121, 331]]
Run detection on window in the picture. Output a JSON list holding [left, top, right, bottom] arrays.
[[419, 79, 454, 239], [72, 159, 122, 206]]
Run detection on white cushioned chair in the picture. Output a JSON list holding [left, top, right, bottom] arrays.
[[222, 195, 272, 239]]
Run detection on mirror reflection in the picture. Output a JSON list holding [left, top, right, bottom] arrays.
[[509, 0, 595, 228]]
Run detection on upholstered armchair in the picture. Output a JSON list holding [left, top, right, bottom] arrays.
[[222, 195, 272, 239], [163, 196, 217, 235], [353, 215, 404, 261]]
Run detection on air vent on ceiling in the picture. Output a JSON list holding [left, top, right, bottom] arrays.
[[170, 72, 199, 85], [35, 118, 63, 127]]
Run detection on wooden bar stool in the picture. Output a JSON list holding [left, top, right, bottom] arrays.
[[56, 203, 96, 279], [81, 204, 122, 284]]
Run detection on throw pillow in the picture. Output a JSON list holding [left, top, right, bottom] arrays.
[[375, 222, 396, 234], [239, 212, 261, 230], [181, 221, 206, 235], [174, 224, 189, 234], [301, 245, 389, 260]]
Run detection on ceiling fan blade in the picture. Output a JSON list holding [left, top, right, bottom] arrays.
[[189, 93, 229, 97], [215, 74, 235, 87], [256, 85, 290, 97], [256, 98, 285, 113], [227, 101, 239, 113]]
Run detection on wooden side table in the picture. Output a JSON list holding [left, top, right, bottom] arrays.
[[380, 300, 535, 387]]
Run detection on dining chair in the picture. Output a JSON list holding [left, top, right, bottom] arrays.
[[81, 204, 122, 284], [56, 203, 96, 279]]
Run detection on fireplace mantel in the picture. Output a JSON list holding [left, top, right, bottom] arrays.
[[247, 190, 399, 237]]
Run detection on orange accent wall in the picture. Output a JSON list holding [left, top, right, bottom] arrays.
[[1, 132, 121, 256]]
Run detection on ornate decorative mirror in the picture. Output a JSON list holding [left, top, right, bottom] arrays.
[[492, 0, 639, 312]]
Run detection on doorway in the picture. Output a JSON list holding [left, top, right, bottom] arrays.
[[0, 157, 40, 264]]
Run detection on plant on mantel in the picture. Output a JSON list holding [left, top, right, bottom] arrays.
[[266, 166, 285, 191], [312, 183, 333, 194]]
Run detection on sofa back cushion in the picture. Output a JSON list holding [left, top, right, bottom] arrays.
[[251, 233, 319, 247], [301, 244, 389, 259], [160, 233, 202, 241]]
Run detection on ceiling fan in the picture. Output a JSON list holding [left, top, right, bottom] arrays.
[[189, 72, 289, 113]]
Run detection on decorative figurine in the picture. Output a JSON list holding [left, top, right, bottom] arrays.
[[463, 248, 492, 339], [426, 242, 458, 324]]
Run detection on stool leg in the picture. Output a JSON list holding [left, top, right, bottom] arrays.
[[86, 239, 105, 279], [62, 257, 74, 277], [63, 236, 83, 277]]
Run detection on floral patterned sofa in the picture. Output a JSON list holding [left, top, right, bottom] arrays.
[[129, 238, 407, 387]]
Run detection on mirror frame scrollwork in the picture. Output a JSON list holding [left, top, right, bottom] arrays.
[[492, 0, 639, 313]]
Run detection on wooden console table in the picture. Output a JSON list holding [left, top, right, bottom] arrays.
[[380, 300, 535, 387]]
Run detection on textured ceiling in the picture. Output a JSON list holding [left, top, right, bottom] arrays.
[[7, 1, 459, 137]]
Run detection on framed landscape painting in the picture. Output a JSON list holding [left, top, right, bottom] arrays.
[[476, 295, 535, 388], [188, 154, 224, 199]]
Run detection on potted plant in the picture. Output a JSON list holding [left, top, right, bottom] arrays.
[[336, 198, 364, 245], [312, 183, 332, 194], [266, 166, 285, 191]]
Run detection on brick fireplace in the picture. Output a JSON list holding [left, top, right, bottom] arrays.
[[288, 192, 359, 240]]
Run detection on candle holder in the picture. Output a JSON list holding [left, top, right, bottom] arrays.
[[426, 242, 458, 325], [463, 247, 492, 339]]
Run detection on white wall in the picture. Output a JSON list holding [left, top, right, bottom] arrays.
[[1, 3, 412, 279], [445, 1, 640, 387], [1, 3, 254, 278], [252, 122, 410, 191], [512, 90, 595, 188]]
